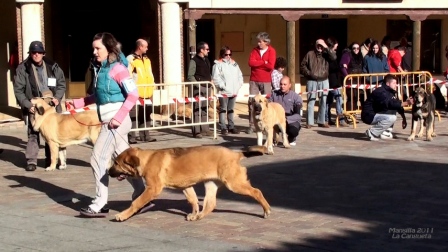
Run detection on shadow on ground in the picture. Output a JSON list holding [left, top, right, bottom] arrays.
[[157, 155, 448, 251], [4, 175, 89, 211]]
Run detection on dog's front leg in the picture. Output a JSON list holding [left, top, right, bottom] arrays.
[[45, 143, 59, 171], [407, 118, 417, 141], [416, 118, 425, 138], [279, 123, 290, 148], [256, 130, 263, 146], [426, 113, 435, 141], [115, 185, 162, 222], [183, 187, 200, 221], [266, 128, 274, 155]]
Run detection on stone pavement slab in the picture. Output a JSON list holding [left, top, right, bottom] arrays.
[[0, 111, 448, 251]]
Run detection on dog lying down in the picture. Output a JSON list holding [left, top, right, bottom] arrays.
[[108, 145, 271, 222]]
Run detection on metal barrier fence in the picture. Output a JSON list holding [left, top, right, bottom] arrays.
[[131, 81, 217, 139], [341, 71, 441, 129]]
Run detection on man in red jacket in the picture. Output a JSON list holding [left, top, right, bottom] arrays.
[[387, 47, 405, 73], [246, 32, 276, 134]]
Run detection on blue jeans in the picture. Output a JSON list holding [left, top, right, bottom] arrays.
[[307, 79, 329, 125], [219, 97, 236, 130], [326, 89, 343, 122], [369, 114, 396, 137]]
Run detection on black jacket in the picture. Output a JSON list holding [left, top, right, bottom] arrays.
[[361, 84, 404, 124]]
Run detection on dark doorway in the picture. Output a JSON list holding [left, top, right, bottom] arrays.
[[195, 19, 216, 63], [299, 19, 348, 61], [387, 19, 442, 73], [51, 1, 142, 83]]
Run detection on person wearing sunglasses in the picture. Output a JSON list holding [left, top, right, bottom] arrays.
[[212, 46, 243, 135], [13, 41, 67, 171], [340, 42, 364, 111], [187, 41, 213, 138]]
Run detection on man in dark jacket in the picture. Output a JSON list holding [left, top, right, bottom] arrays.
[[300, 39, 337, 128], [13, 41, 66, 171], [361, 74, 413, 141], [187, 41, 213, 138]]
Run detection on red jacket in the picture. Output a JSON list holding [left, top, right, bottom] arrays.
[[387, 49, 402, 73], [248, 45, 276, 82]]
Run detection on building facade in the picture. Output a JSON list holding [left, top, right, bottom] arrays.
[[0, 0, 447, 119]]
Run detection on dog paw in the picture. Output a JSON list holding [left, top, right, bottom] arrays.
[[267, 146, 274, 155], [264, 209, 271, 219], [407, 136, 414, 141], [186, 213, 199, 221], [431, 132, 437, 137], [283, 144, 290, 149], [426, 137, 433, 141], [115, 213, 129, 222], [58, 165, 67, 170], [45, 166, 56, 171], [416, 133, 423, 138]]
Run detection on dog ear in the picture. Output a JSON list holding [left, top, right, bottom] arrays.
[[36, 105, 45, 115], [124, 149, 140, 168]]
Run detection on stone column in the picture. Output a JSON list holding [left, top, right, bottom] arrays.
[[160, 0, 182, 98], [188, 19, 196, 59], [16, 0, 44, 60], [281, 13, 302, 90], [408, 14, 427, 71]]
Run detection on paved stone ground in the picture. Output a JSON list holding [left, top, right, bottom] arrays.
[[0, 105, 448, 251]]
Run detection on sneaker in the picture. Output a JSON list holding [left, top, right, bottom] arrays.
[[79, 207, 109, 218], [365, 129, 380, 141], [245, 127, 254, 134], [380, 131, 394, 140], [228, 128, 240, 134], [221, 129, 229, 135], [193, 133, 203, 139]]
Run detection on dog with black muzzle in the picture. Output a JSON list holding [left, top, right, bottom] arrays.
[[251, 94, 290, 154], [407, 87, 436, 141], [30, 98, 101, 170]]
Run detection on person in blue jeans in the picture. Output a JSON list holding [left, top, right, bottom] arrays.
[[300, 39, 337, 128], [361, 74, 413, 141], [325, 37, 348, 126]]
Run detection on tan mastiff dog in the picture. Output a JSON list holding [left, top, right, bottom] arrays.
[[30, 98, 101, 171], [108, 145, 271, 222], [251, 94, 290, 154]]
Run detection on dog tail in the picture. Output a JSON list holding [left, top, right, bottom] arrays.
[[240, 145, 267, 158]]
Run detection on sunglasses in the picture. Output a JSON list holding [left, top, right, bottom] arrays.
[[31, 51, 44, 55], [204, 48, 210, 51], [352, 47, 360, 50], [223, 53, 232, 56]]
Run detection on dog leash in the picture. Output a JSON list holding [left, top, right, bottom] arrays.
[[65, 101, 104, 126]]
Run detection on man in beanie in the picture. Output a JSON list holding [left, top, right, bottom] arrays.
[[13, 41, 66, 171]]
